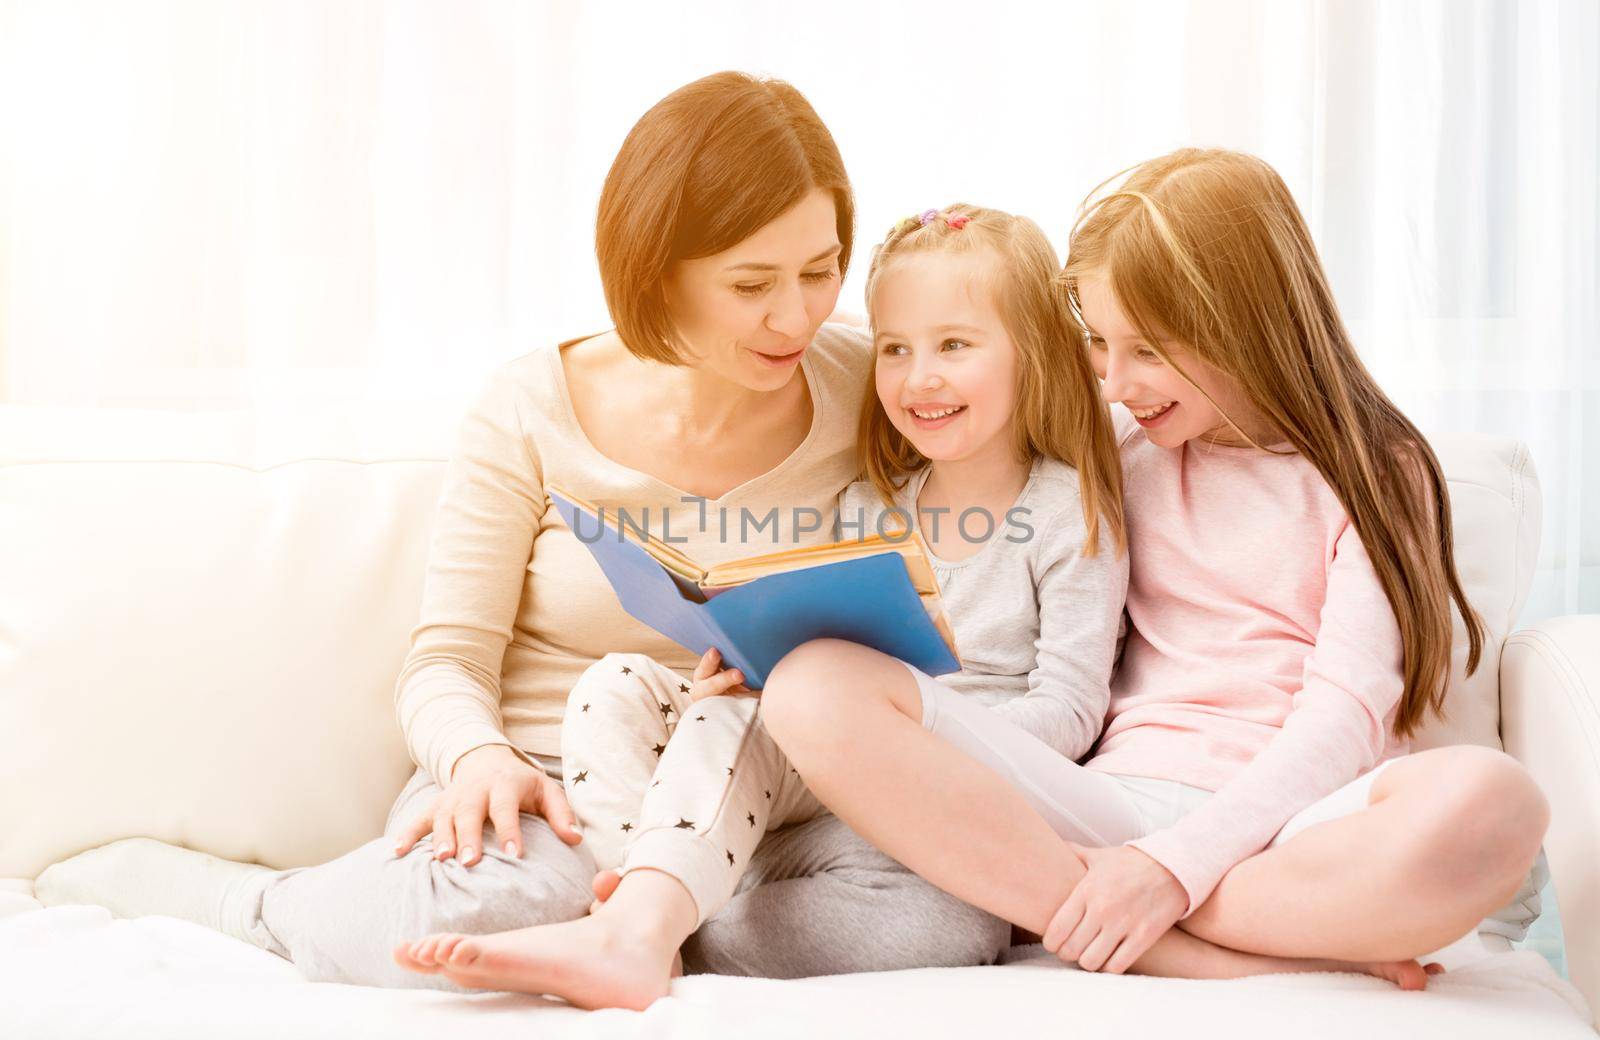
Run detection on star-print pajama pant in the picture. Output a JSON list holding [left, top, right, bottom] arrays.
[[562, 652, 827, 927]]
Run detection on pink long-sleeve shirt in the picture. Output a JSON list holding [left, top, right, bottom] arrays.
[[1088, 413, 1409, 916]]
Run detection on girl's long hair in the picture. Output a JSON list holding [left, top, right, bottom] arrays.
[[860, 204, 1125, 557], [1063, 148, 1482, 737]]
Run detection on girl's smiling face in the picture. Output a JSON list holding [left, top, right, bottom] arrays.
[[870, 252, 1018, 463], [1076, 275, 1263, 448]]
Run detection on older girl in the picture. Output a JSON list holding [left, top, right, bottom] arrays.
[[756, 149, 1547, 987]]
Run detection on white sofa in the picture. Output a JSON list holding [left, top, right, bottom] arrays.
[[2, 398, 1596, 1039]]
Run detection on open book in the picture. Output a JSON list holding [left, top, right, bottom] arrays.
[[547, 485, 960, 688]]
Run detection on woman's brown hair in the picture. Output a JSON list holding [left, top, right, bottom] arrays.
[[859, 204, 1125, 557], [1062, 148, 1484, 737], [595, 71, 854, 364]]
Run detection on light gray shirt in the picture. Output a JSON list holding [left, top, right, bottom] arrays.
[[838, 456, 1128, 761]]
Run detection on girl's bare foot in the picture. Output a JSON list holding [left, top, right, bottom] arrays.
[[1363, 959, 1445, 991], [1292, 957, 1443, 990], [589, 868, 622, 914], [1131, 922, 1443, 988], [589, 867, 682, 977], [392, 868, 697, 1008], [392, 913, 676, 1009]]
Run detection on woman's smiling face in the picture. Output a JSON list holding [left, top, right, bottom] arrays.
[[662, 188, 844, 391], [870, 251, 1019, 463]]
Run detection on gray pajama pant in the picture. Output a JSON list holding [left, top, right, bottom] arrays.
[[236, 742, 1008, 991]]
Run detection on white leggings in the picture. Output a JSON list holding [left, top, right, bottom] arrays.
[[908, 662, 1396, 852], [909, 663, 1560, 942]]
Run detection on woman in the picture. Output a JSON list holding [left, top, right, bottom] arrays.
[[33, 71, 1011, 989]]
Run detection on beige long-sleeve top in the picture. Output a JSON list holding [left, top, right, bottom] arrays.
[[395, 324, 872, 785]]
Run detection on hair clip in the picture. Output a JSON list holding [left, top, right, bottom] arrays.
[[890, 209, 970, 238]]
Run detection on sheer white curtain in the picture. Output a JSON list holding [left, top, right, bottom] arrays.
[[1, 0, 1594, 618]]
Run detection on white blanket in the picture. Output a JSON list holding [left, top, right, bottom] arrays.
[[1, 906, 1590, 1039]]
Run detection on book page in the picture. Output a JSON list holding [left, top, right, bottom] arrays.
[[546, 483, 707, 582], [702, 532, 938, 594]]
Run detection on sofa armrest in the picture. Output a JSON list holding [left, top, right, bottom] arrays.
[[1501, 614, 1600, 1025], [0, 880, 40, 920]]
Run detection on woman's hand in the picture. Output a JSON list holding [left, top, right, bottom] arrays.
[[688, 647, 754, 701], [392, 744, 582, 867], [1044, 844, 1189, 974]]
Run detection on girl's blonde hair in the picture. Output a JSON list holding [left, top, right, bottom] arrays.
[[859, 204, 1125, 557], [1062, 148, 1483, 738]]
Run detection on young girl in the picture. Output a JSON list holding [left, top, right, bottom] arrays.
[[750, 150, 1549, 988], [393, 203, 1135, 1006]]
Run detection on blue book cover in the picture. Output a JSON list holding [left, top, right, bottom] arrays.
[[547, 487, 960, 688]]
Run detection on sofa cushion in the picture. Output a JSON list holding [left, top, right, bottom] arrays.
[[1411, 434, 1542, 752], [1, 401, 466, 878], [0, 907, 1592, 1038]]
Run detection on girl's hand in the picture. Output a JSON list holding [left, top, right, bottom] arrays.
[[1044, 844, 1189, 974], [689, 647, 754, 701], [392, 744, 582, 866]]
